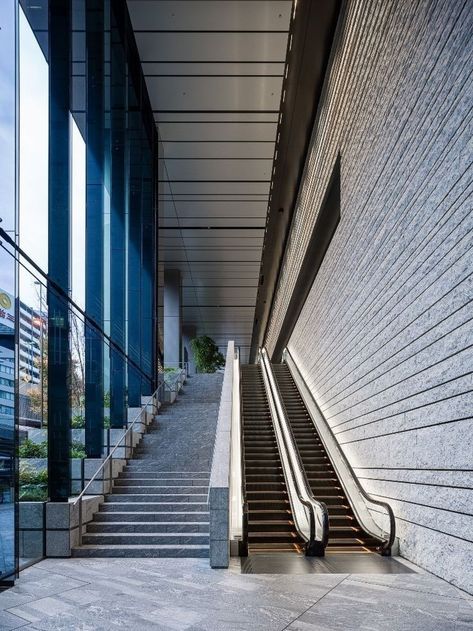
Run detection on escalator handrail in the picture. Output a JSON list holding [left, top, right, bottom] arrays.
[[239, 352, 249, 555], [284, 347, 396, 554], [261, 348, 329, 555]]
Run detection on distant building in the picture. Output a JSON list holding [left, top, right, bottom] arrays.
[[0, 289, 45, 427]]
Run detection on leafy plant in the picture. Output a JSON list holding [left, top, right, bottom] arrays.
[[20, 486, 48, 501], [18, 439, 47, 458], [19, 438, 87, 459], [72, 415, 110, 429], [19, 464, 48, 485], [19, 464, 48, 502], [70, 442, 86, 459], [71, 414, 85, 429], [190, 336, 225, 373]]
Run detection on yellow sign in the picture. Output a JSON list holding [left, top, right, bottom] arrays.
[[0, 292, 12, 309]]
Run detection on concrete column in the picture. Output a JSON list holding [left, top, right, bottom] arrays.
[[182, 325, 196, 375], [164, 269, 182, 367]]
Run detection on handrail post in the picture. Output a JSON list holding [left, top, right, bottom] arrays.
[[109, 453, 113, 493], [78, 497, 82, 546], [72, 384, 161, 541]]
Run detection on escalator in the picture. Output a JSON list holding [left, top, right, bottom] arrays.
[[238, 352, 394, 557], [272, 362, 381, 553], [241, 364, 304, 553]]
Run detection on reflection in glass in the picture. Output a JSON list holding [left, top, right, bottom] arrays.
[[0, 0, 18, 585]]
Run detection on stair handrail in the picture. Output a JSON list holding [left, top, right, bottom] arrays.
[[163, 364, 187, 393], [260, 348, 329, 555], [284, 347, 396, 554], [73, 383, 163, 546]]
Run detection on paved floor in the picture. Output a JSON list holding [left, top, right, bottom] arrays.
[[0, 557, 471, 630]]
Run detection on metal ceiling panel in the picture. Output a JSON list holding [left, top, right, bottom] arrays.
[[135, 32, 288, 62], [145, 76, 283, 111], [164, 159, 273, 181], [162, 142, 275, 159], [127, 0, 291, 354], [127, 1, 292, 31], [165, 181, 271, 195], [162, 217, 267, 228], [142, 62, 285, 77], [157, 122, 278, 142], [169, 200, 267, 215]]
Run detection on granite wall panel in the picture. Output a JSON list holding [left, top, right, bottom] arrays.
[[264, 0, 473, 593]]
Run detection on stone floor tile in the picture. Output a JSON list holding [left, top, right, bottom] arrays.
[[2, 557, 470, 631], [0, 587, 36, 611], [350, 572, 471, 601], [0, 608, 31, 630], [288, 579, 469, 631]]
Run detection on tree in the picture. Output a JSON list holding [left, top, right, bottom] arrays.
[[69, 314, 85, 414], [190, 336, 225, 373], [28, 336, 47, 421]]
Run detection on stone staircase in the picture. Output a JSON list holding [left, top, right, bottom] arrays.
[[72, 374, 222, 558], [72, 465, 210, 558]]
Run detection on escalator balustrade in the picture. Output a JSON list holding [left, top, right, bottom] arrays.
[[241, 364, 304, 553], [272, 363, 381, 553]]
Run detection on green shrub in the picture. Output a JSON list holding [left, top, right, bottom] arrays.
[[72, 415, 110, 429], [71, 415, 85, 429], [20, 485, 48, 501], [70, 441, 86, 459], [190, 335, 225, 373], [19, 464, 48, 485], [18, 439, 47, 458], [19, 438, 87, 459], [19, 464, 48, 502]]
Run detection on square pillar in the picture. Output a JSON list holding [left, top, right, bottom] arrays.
[[182, 325, 196, 375], [109, 6, 127, 428], [47, 0, 71, 501], [84, 0, 105, 456], [164, 269, 182, 367]]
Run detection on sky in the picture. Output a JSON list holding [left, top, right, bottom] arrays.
[[6, 6, 87, 312], [0, 1, 17, 297]]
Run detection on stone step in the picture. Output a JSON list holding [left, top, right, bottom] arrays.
[[112, 485, 208, 494], [94, 511, 209, 522], [104, 494, 208, 503], [100, 502, 208, 512], [115, 477, 209, 485], [87, 522, 209, 533], [82, 533, 209, 546], [71, 544, 209, 558], [122, 469, 209, 478]]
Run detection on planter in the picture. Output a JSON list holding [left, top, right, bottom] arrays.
[[19, 494, 103, 559]]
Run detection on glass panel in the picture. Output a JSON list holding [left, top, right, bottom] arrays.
[[71, 117, 86, 311], [19, 6, 48, 272], [0, 0, 18, 586], [18, 268, 48, 568], [16, 3, 49, 569]]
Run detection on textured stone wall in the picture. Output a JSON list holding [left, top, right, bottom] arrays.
[[265, 0, 473, 593]]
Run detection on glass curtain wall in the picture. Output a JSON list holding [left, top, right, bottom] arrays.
[[0, 0, 18, 587], [0, 0, 159, 581]]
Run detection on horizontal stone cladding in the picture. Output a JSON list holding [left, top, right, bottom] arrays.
[[265, 0, 473, 593]]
